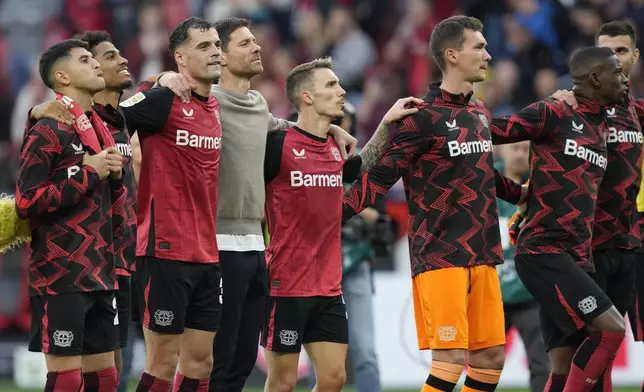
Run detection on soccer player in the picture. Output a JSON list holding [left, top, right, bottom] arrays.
[[136, 17, 357, 392], [28, 31, 137, 386], [490, 46, 629, 392], [342, 16, 526, 392], [118, 17, 223, 391], [260, 57, 419, 392], [16, 39, 125, 392]]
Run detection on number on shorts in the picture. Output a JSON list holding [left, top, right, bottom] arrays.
[[113, 297, 119, 325], [219, 278, 223, 304]]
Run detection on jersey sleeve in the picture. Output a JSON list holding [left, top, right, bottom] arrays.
[[119, 87, 174, 134], [495, 169, 523, 205], [490, 100, 552, 144], [342, 156, 363, 183], [264, 131, 286, 185], [15, 121, 99, 219], [342, 114, 430, 222]]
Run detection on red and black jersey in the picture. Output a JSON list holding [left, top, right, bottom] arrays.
[[120, 87, 222, 264], [342, 86, 522, 277], [265, 127, 361, 296], [491, 96, 608, 271], [591, 98, 643, 250], [16, 117, 119, 296]]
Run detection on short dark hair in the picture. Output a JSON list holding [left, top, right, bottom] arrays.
[[39, 39, 89, 89], [569, 46, 616, 80], [169, 17, 216, 55], [596, 20, 637, 48], [285, 57, 335, 110], [75, 30, 112, 54], [430, 16, 484, 71], [214, 17, 250, 52]]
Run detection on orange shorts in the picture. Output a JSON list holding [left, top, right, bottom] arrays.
[[412, 265, 506, 351]]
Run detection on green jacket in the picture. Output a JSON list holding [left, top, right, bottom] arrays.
[[495, 162, 533, 304]]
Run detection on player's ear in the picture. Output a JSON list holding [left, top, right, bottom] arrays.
[[634, 48, 640, 63], [54, 69, 71, 87], [220, 51, 229, 67], [174, 50, 186, 68], [300, 90, 313, 106], [444, 48, 458, 66], [589, 71, 601, 88]]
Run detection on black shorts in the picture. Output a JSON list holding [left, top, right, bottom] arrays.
[[135, 256, 222, 334], [515, 253, 613, 351], [260, 295, 348, 353], [628, 258, 644, 341], [116, 275, 131, 348], [29, 291, 119, 355], [589, 248, 636, 315]]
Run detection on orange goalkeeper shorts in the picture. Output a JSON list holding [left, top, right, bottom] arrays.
[[412, 265, 506, 351]]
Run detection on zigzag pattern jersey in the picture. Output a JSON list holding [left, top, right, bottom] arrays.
[[16, 118, 119, 296], [490, 96, 609, 271], [95, 104, 138, 272], [342, 87, 522, 277], [591, 98, 644, 250]]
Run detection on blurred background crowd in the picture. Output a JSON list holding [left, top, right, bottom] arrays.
[[1, 0, 644, 334]]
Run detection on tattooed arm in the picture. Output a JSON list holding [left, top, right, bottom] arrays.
[[358, 96, 423, 173]]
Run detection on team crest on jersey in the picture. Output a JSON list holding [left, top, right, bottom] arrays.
[[437, 326, 457, 342], [478, 114, 489, 128], [331, 146, 342, 161], [119, 92, 146, 107], [279, 329, 298, 346], [76, 114, 92, 132], [154, 309, 175, 326], [52, 330, 74, 347]]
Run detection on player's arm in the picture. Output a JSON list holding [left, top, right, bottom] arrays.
[[490, 100, 551, 144], [119, 88, 174, 134], [15, 121, 100, 219], [130, 131, 142, 186], [343, 113, 430, 223], [494, 169, 525, 205], [264, 131, 286, 185]]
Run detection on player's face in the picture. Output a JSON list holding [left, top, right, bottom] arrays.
[[61, 47, 105, 94], [222, 27, 263, 78], [454, 29, 491, 83], [596, 55, 629, 105], [93, 41, 132, 92], [308, 68, 346, 118], [597, 35, 639, 78], [178, 28, 222, 82], [503, 141, 530, 176]]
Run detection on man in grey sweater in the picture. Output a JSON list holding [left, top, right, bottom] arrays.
[[142, 18, 360, 392]]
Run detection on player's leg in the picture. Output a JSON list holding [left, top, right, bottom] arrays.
[[211, 251, 266, 392], [30, 294, 86, 391], [135, 257, 190, 391], [81, 291, 122, 392], [115, 275, 132, 383], [627, 254, 644, 392], [465, 265, 506, 392], [261, 296, 308, 392], [175, 262, 222, 389], [302, 295, 349, 392], [515, 254, 623, 392], [412, 268, 469, 392]]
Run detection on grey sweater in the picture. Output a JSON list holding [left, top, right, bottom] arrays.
[[212, 85, 290, 236]]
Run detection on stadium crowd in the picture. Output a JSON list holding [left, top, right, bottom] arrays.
[[2, 1, 644, 392]]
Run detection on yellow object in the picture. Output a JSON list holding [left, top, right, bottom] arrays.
[[638, 172, 644, 212], [0, 194, 31, 253]]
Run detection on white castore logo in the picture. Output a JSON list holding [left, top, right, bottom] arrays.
[[182, 108, 194, 118], [572, 121, 584, 133], [279, 330, 298, 346], [176, 129, 221, 150], [52, 330, 74, 347], [154, 310, 174, 326], [445, 120, 458, 131], [71, 143, 84, 155], [606, 107, 616, 117], [563, 139, 607, 169], [293, 149, 306, 159]]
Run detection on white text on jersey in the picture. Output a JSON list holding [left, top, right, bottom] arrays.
[[176, 129, 222, 150], [448, 140, 493, 157], [564, 139, 607, 169], [290, 171, 343, 187], [607, 127, 643, 144]]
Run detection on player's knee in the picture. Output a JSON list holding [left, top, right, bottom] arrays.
[[432, 349, 467, 366], [593, 307, 626, 333], [181, 352, 214, 378], [316, 367, 347, 391], [469, 346, 505, 370], [147, 349, 179, 380], [266, 372, 298, 392]]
